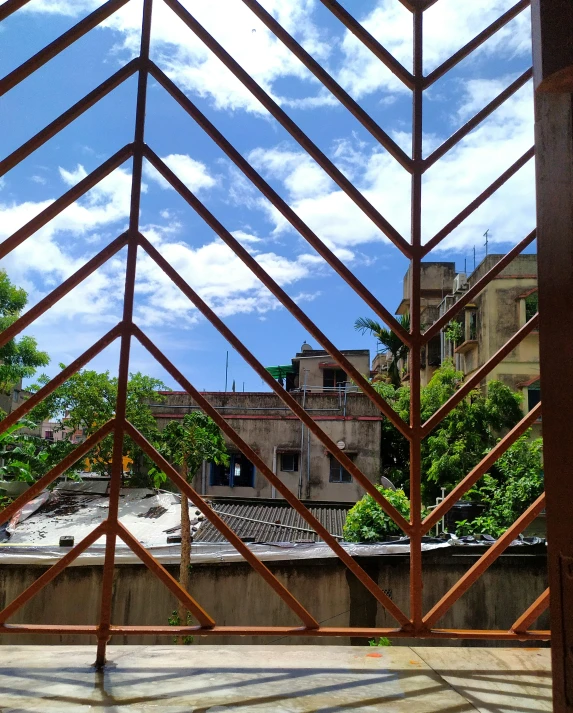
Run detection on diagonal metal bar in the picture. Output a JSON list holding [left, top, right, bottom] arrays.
[[423, 493, 546, 628], [0, 144, 134, 260], [124, 420, 320, 629], [162, 0, 410, 256], [0, 522, 108, 623], [241, 0, 412, 170], [511, 588, 549, 633], [422, 401, 541, 533], [423, 1, 531, 88], [143, 148, 410, 433], [422, 147, 535, 255], [318, 0, 415, 89], [147, 63, 410, 343], [0, 0, 33, 22], [0, 234, 128, 350], [422, 229, 537, 343], [0, 0, 131, 97], [132, 324, 412, 628], [0, 420, 116, 527], [0, 60, 140, 178], [137, 234, 413, 531], [422, 314, 539, 436], [0, 324, 122, 435], [424, 68, 533, 170], [115, 522, 215, 628]]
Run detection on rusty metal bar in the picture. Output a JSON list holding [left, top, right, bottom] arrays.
[[0, 325, 122, 435], [241, 0, 412, 170], [0, 0, 32, 22], [0, 144, 134, 260], [423, 1, 531, 88], [421, 147, 535, 255], [318, 0, 415, 89], [423, 493, 546, 628], [0, 522, 107, 624], [408, 6, 424, 633], [423, 402, 541, 533], [0, 61, 139, 178], [424, 68, 533, 169], [124, 420, 320, 630], [0, 234, 128, 350], [95, 0, 151, 668], [512, 588, 550, 633], [143, 148, 410, 432], [422, 313, 539, 436], [147, 63, 410, 343], [422, 229, 537, 343], [132, 324, 411, 628], [0, 623, 550, 639], [115, 522, 215, 628], [162, 0, 410, 256], [137, 234, 412, 531], [0, 0, 131, 97], [0, 420, 115, 527]]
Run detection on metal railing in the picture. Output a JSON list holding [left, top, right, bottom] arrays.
[[0, 0, 550, 669]]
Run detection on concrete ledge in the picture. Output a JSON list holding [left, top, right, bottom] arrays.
[[0, 645, 552, 711]]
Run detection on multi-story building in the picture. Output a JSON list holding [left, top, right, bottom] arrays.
[[151, 345, 383, 502], [390, 254, 540, 416]]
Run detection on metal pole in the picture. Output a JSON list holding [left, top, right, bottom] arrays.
[[224, 351, 228, 392], [532, 1, 573, 707]]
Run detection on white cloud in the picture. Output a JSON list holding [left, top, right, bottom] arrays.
[[144, 153, 217, 193], [30, 175, 47, 185]]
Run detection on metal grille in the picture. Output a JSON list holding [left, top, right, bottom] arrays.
[[0, 0, 549, 667]]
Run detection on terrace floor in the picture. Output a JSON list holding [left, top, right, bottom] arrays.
[[0, 644, 551, 712]]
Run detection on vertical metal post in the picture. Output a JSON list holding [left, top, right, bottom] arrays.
[[94, 0, 153, 669], [532, 1, 573, 709], [409, 6, 424, 631]]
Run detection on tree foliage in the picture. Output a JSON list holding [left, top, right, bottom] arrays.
[[0, 270, 49, 392], [29, 367, 168, 481], [343, 487, 411, 543], [370, 360, 524, 502], [355, 314, 410, 387]]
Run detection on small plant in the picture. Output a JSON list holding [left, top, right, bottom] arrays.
[[444, 320, 464, 346], [368, 636, 392, 647], [167, 609, 194, 645]]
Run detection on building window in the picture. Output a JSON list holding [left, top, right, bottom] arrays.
[[525, 291, 538, 322], [467, 309, 477, 341], [323, 368, 346, 389], [329, 454, 353, 483], [44, 430, 53, 440], [528, 386, 541, 411], [280, 453, 299, 472], [210, 454, 255, 487]]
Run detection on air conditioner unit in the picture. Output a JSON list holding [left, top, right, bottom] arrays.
[[453, 273, 468, 293]]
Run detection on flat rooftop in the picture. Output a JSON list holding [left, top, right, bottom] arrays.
[[0, 645, 551, 711]]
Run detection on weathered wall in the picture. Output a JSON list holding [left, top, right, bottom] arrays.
[[0, 552, 549, 648], [152, 393, 383, 502]]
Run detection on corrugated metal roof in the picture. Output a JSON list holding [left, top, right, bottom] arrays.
[[194, 497, 350, 543]]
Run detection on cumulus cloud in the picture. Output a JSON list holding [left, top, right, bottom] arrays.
[[144, 153, 217, 192]]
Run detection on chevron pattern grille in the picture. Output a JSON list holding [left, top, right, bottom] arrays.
[[0, 0, 548, 666]]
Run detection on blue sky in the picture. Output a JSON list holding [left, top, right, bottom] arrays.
[[0, 0, 535, 392]]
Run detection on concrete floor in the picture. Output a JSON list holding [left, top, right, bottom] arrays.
[[0, 645, 552, 712]]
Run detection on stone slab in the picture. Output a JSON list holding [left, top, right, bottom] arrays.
[[0, 645, 552, 712]]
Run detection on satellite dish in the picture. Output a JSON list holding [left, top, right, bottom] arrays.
[[336, 440, 346, 450], [380, 476, 396, 491]]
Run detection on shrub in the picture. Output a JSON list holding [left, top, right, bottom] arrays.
[[343, 487, 411, 543]]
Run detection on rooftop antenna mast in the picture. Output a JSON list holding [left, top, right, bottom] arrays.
[[484, 228, 490, 257]]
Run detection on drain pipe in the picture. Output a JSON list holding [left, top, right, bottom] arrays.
[[271, 446, 277, 499], [298, 370, 308, 500]]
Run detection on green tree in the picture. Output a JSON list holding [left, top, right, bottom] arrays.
[[355, 314, 410, 387], [29, 368, 167, 482], [343, 486, 411, 542], [0, 270, 49, 393], [370, 360, 523, 502], [156, 412, 228, 641]]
